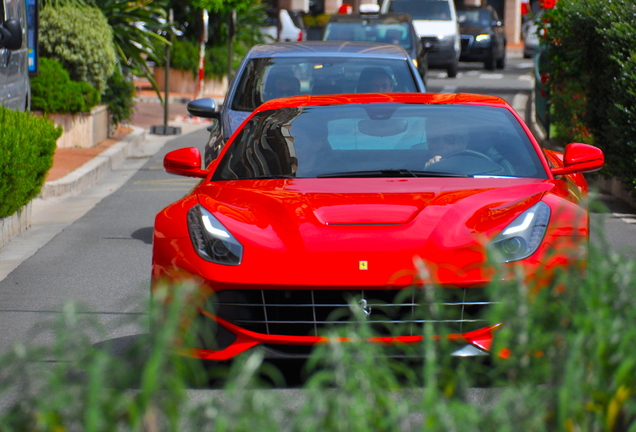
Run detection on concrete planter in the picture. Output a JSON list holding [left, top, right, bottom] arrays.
[[35, 105, 111, 149], [0, 202, 31, 250], [153, 68, 229, 97]]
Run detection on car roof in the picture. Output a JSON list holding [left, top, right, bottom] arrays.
[[326, 13, 413, 24], [256, 92, 510, 113], [246, 41, 411, 59]]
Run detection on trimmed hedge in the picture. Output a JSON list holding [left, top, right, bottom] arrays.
[[39, 5, 117, 95], [543, 0, 636, 192], [30, 57, 100, 114], [0, 108, 62, 218]]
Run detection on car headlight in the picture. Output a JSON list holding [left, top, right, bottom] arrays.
[[475, 34, 491, 43], [437, 34, 455, 44], [188, 204, 243, 265], [488, 202, 550, 262]]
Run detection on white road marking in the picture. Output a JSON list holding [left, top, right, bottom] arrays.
[[518, 75, 534, 81], [441, 85, 458, 93], [480, 73, 504, 79]]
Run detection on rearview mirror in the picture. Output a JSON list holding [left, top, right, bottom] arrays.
[[187, 98, 220, 119], [358, 119, 408, 137], [164, 147, 208, 178], [551, 143, 604, 176], [0, 19, 22, 50]]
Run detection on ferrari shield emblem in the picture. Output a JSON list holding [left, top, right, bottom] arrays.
[[359, 261, 368, 270]]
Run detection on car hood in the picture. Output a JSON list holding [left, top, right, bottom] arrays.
[[413, 20, 457, 38], [191, 177, 558, 287], [459, 25, 492, 36]]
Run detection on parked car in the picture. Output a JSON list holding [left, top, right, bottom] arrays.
[[186, 41, 427, 165], [457, 5, 506, 70], [381, 0, 461, 78], [0, 0, 29, 112], [154, 92, 604, 361], [322, 9, 429, 83], [523, 9, 545, 59], [261, 8, 307, 42]]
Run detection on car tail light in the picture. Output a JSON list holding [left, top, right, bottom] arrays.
[[297, 30, 303, 41]]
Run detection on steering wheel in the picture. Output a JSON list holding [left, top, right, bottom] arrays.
[[442, 149, 493, 162]]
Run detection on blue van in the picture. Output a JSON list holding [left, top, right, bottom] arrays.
[[0, 0, 29, 111]]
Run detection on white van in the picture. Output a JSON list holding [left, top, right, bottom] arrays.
[[261, 9, 307, 43], [381, 0, 460, 77], [0, 0, 29, 111]]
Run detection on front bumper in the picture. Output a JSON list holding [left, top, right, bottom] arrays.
[[460, 35, 493, 61], [421, 37, 458, 67]]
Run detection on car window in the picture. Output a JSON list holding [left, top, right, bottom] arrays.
[[230, 57, 420, 112], [324, 22, 413, 50], [387, 0, 452, 21], [213, 104, 547, 180], [457, 10, 492, 26]]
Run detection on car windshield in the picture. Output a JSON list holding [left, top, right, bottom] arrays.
[[212, 103, 547, 180], [387, 0, 452, 21], [324, 22, 413, 50], [230, 57, 419, 112], [457, 10, 492, 26]]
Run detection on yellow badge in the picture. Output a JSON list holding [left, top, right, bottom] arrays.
[[359, 261, 368, 270]]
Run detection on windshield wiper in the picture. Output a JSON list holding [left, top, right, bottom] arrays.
[[317, 169, 470, 178]]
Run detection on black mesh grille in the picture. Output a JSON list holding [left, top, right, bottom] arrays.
[[207, 288, 494, 338]]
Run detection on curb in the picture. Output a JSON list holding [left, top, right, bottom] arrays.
[[0, 202, 31, 250], [38, 126, 147, 200]]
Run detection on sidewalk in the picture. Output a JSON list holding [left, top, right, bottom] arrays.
[[43, 81, 222, 188]]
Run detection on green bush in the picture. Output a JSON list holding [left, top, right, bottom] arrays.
[[39, 5, 117, 95], [101, 69, 136, 127], [543, 0, 636, 193], [0, 108, 62, 218], [30, 57, 100, 114]]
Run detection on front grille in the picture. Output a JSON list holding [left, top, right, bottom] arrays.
[[207, 288, 494, 338]]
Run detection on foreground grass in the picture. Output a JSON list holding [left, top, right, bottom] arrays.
[[1, 224, 635, 431]]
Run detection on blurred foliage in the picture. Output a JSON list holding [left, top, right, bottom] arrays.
[[164, 0, 267, 80], [542, 0, 636, 193], [0, 107, 62, 218], [303, 13, 332, 29], [101, 69, 136, 127], [92, 0, 170, 98], [1, 215, 635, 430], [31, 57, 100, 114], [39, 5, 117, 95]]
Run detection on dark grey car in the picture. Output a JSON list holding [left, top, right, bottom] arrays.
[[457, 5, 506, 70], [187, 41, 427, 165], [322, 12, 430, 84]]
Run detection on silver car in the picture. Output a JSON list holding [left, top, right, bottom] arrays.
[[187, 41, 428, 165]]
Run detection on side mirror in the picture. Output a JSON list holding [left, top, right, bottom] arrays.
[[164, 147, 208, 178], [187, 98, 220, 119], [0, 19, 23, 50], [551, 143, 604, 176]]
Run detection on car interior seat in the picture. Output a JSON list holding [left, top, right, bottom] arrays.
[[263, 67, 301, 100], [356, 67, 393, 93]]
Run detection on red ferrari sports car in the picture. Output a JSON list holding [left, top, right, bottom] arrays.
[[152, 93, 604, 361]]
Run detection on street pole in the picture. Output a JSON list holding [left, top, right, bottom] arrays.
[[163, 8, 173, 128], [195, 9, 209, 100]]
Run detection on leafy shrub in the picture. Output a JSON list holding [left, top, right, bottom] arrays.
[[30, 57, 100, 114], [101, 69, 135, 126], [543, 0, 636, 192], [0, 108, 62, 218], [39, 5, 117, 95]]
